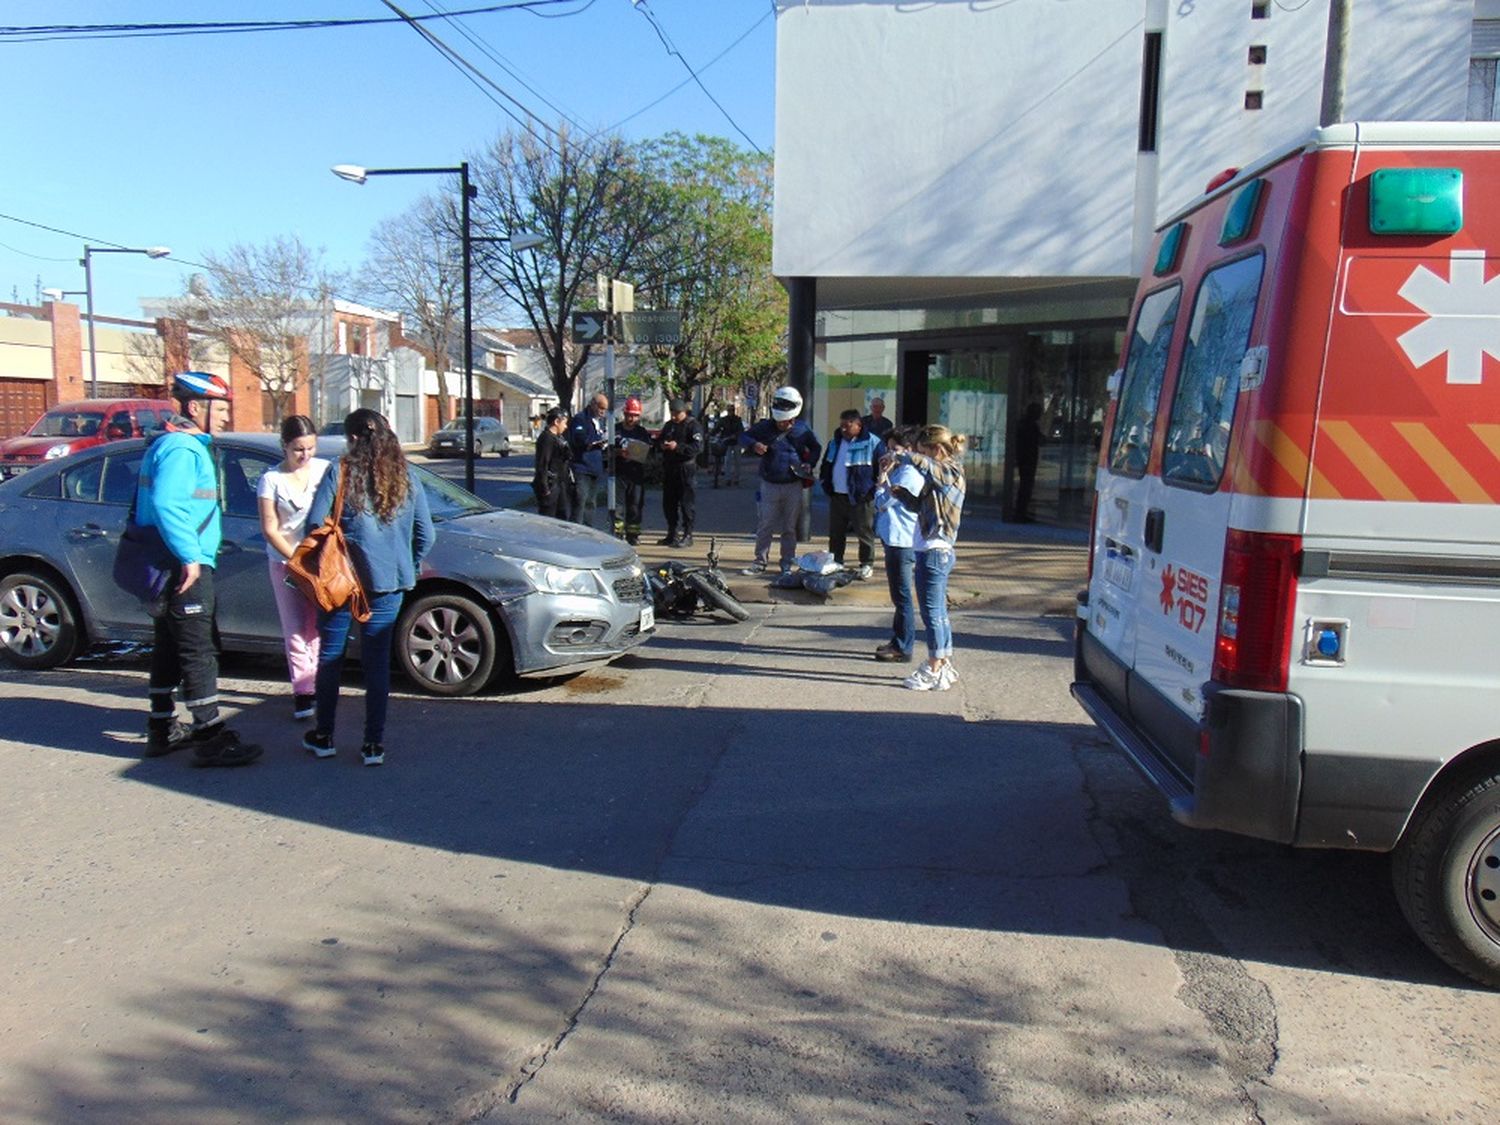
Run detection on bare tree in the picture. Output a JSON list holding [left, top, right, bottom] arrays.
[[172, 236, 342, 426], [469, 125, 673, 409], [359, 195, 465, 426]]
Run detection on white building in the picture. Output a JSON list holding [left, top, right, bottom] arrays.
[[773, 0, 1490, 523]]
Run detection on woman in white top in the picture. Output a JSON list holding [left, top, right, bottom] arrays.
[[257, 414, 330, 719]]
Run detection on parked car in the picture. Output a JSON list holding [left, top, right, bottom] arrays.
[[428, 416, 511, 458], [0, 398, 174, 480], [0, 435, 653, 696], [318, 420, 345, 436]]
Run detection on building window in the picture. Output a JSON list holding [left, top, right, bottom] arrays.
[[1472, 20, 1500, 120]]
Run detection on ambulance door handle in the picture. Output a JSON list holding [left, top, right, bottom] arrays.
[[1144, 508, 1165, 554]]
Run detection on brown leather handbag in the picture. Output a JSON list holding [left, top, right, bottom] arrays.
[[285, 461, 371, 622]]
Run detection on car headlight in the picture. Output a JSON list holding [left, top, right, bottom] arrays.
[[520, 560, 604, 597], [43, 443, 73, 460]]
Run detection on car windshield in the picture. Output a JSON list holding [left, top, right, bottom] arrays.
[[438, 419, 481, 432], [411, 464, 491, 521], [31, 410, 105, 438]]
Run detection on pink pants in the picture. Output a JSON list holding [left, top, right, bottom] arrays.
[[268, 558, 320, 695]]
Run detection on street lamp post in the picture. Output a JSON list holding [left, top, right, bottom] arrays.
[[80, 245, 170, 399], [331, 161, 490, 491]]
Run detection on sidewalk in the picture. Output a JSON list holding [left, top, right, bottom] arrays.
[[629, 473, 1088, 615]]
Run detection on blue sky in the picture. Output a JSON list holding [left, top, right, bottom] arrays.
[[0, 0, 775, 316]]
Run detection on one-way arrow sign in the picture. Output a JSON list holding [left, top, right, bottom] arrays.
[[572, 311, 608, 344]]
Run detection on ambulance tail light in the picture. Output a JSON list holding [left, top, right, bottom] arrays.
[[1211, 530, 1300, 693]]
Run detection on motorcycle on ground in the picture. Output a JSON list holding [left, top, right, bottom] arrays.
[[645, 537, 750, 622]]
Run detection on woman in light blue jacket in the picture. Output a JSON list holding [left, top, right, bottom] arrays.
[[301, 409, 434, 766]]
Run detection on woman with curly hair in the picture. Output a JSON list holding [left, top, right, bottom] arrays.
[[885, 423, 966, 691], [301, 409, 435, 766]]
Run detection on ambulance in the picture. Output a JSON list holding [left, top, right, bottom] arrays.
[[1072, 122, 1500, 986]]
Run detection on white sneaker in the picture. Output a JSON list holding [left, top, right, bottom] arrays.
[[740, 562, 768, 576], [937, 662, 958, 690], [856, 564, 874, 580], [903, 664, 944, 691]]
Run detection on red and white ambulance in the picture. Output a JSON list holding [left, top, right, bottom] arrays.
[[1073, 122, 1500, 985]]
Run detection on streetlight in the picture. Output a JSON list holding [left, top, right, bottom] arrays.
[[81, 245, 170, 399], [332, 162, 545, 493], [332, 161, 484, 491]]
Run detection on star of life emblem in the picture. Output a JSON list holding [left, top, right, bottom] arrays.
[[1396, 249, 1500, 385]]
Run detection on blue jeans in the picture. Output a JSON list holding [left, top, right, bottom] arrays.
[[914, 547, 955, 660], [314, 591, 404, 745], [883, 544, 916, 655]]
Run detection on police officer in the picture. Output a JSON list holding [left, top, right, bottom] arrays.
[[140, 372, 263, 766], [655, 398, 703, 548]]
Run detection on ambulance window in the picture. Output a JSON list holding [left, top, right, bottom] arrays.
[[1108, 284, 1181, 476], [1163, 252, 1265, 489]]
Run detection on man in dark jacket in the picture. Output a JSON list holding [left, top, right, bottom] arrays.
[[567, 392, 610, 528], [655, 399, 703, 547], [820, 409, 885, 577], [613, 396, 653, 544], [738, 385, 821, 575]]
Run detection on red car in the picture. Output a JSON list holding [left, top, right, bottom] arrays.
[[0, 398, 175, 479]]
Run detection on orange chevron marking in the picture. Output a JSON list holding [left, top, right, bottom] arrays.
[[1470, 424, 1500, 467], [1393, 423, 1493, 504], [1319, 421, 1417, 501], [1253, 419, 1337, 498]]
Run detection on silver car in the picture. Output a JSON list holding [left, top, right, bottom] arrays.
[[428, 416, 511, 458], [0, 434, 654, 696]]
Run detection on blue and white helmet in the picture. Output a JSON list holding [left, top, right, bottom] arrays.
[[171, 371, 232, 400]]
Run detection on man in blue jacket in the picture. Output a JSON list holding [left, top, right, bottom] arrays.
[[738, 386, 821, 576], [820, 409, 885, 578], [567, 392, 610, 529], [139, 371, 262, 766]]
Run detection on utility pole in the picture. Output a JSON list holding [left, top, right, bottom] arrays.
[[1320, 0, 1351, 127]]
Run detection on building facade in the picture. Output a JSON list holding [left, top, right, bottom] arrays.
[[773, 0, 1484, 523]]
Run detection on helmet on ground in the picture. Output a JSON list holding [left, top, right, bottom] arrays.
[[624, 396, 643, 415], [171, 371, 231, 400], [770, 386, 802, 421]]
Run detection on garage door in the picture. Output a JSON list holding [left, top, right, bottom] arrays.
[[0, 380, 47, 440]]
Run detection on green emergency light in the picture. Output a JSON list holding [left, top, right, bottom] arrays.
[[1368, 167, 1463, 235], [1154, 222, 1188, 276], [1219, 179, 1265, 246]]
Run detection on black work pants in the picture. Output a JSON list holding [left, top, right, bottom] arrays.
[[620, 474, 646, 539], [662, 464, 696, 539], [149, 565, 221, 733], [828, 492, 876, 566]]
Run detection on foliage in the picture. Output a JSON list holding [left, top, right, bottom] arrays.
[[632, 134, 786, 407], [172, 236, 342, 425], [469, 126, 674, 408], [359, 196, 465, 425]]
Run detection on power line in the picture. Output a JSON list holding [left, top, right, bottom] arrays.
[[606, 7, 771, 138], [421, 0, 586, 131], [379, 0, 565, 159], [629, 0, 765, 154], [0, 2, 587, 43]]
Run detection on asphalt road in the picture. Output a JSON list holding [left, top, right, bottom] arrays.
[[0, 596, 1495, 1124]]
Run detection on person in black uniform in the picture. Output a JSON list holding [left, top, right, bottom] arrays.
[[532, 407, 573, 520], [655, 398, 703, 547], [1013, 401, 1044, 523], [614, 396, 653, 544]]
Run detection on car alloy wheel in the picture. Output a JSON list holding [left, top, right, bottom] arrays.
[[397, 591, 501, 696], [0, 571, 82, 669]]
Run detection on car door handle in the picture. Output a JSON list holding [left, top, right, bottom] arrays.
[[68, 523, 110, 540], [1144, 508, 1165, 554]]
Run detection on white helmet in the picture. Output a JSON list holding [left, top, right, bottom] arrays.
[[770, 386, 803, 421]]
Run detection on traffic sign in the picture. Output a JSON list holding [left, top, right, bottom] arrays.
[[619, 310, 682, 346], [572, 311, 608, 344]]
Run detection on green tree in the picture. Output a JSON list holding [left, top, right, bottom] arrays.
[[632, 133, 786, 405], [469, 125, 672, 408]]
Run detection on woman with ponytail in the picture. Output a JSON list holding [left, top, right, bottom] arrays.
[[301, 409, 435, 766], [885, 424, 966, 691]]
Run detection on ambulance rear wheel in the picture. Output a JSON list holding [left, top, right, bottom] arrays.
[[1392, 768, 1500, 987]]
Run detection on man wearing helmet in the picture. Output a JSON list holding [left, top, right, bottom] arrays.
[[738, 385, 822, 575], [138, 372, 262, 766], [614, 396, 653, 544]]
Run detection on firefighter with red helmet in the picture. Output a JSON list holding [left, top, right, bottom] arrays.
[[614, 396, 653, 544]]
